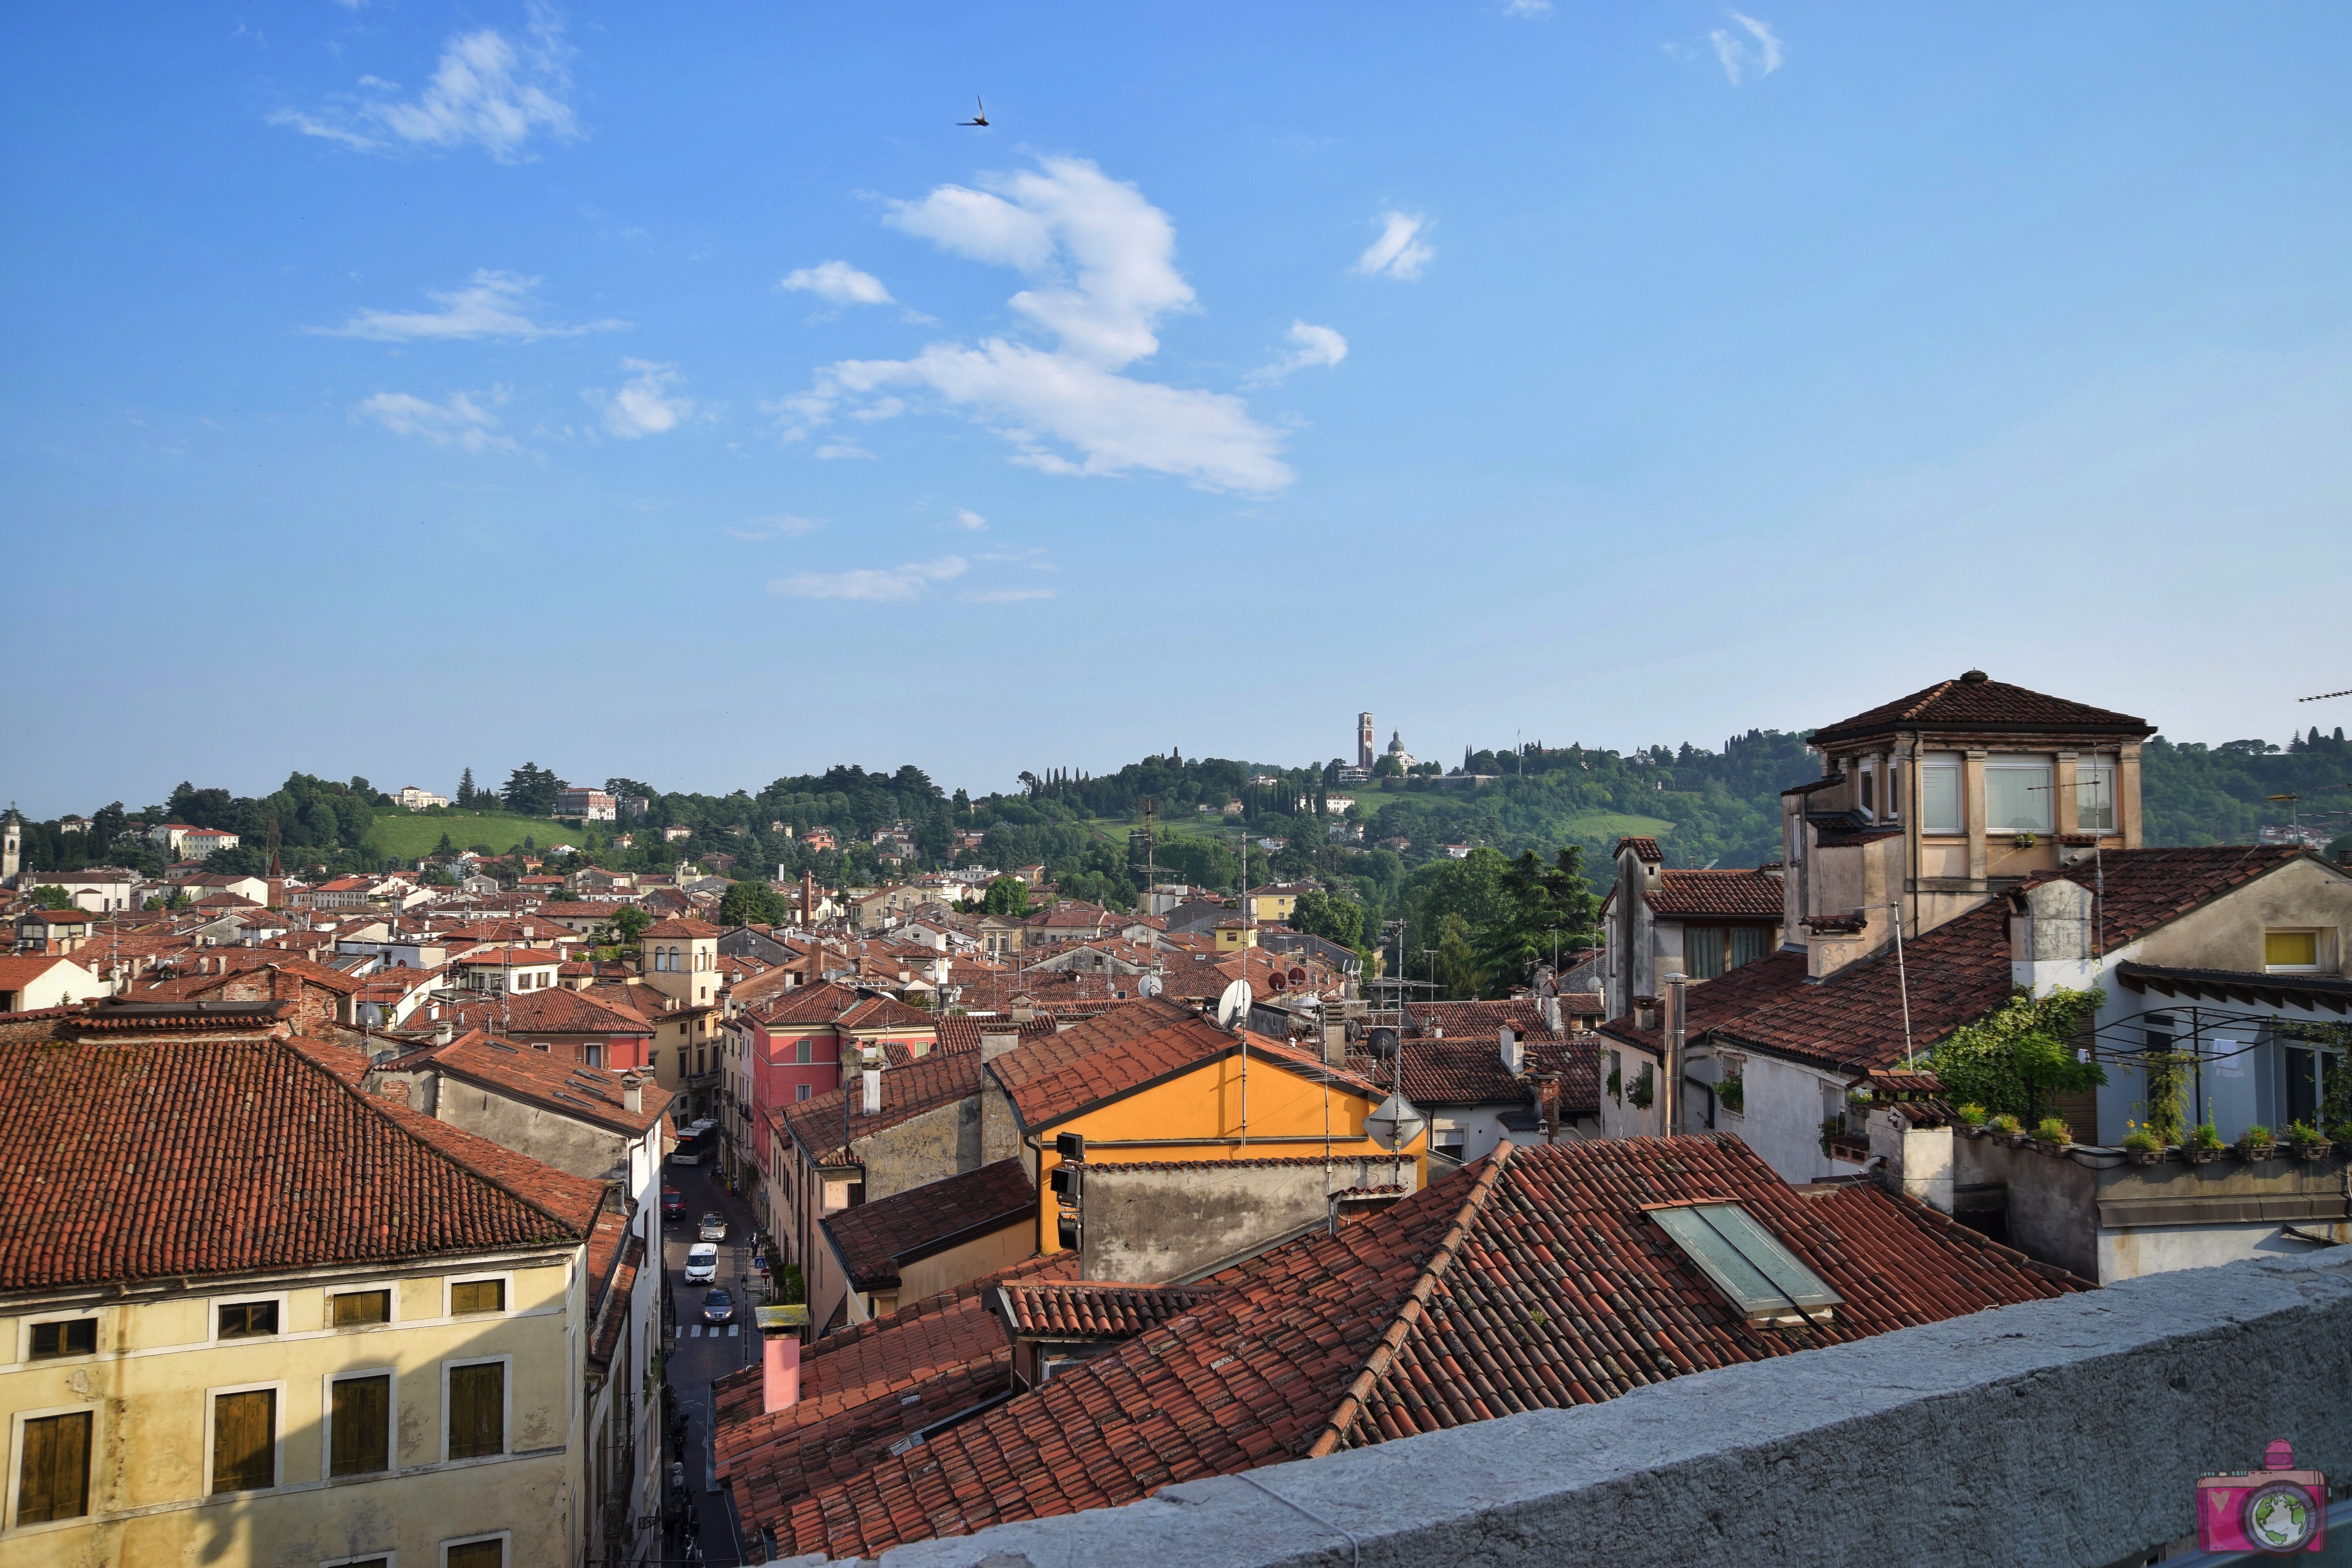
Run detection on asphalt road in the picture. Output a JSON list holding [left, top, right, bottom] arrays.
[[660, 1158, 763, 1565]]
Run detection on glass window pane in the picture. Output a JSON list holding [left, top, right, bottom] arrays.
[[448, 1363, 504, 1459], [212, 1390, 275, 1493], [331, 1375, 391, 1476], [1651, 1203, 1842, 1318], [1695, 1203, 1843, 1310], [1683, 927, 1726, 982], [448, 1541, 504, 1568], [2075, 765, 2117, 833], [1651, 1205, 1782, 1314], [1922, 765, 1961, 835], [334, 1290, 391, 1328], [1985, 766, 2052, 833], [2267, 932, 2318, 968], [17, 1412, 91, 1525], [219, 1301, 278, 1338], [1728, 927, 1767, 969], [31, 1319, 97, 1360]]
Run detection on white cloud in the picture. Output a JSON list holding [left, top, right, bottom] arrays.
[[777, 261, 894, 307], [1245, 320, 1350, 386], [814, 442, 875, 460], [953, 508, 989, 531], [1354, 212, 1434, 281], [309, 270, 626, 342], [1503, 0, 1553, 15], [779, 157, 1291, 493], [769, 555, 968, 602], [726, 515, 822, 540], [963, 586, 1054, 603], [587, 359, 693, 439], [355, 388, 514, 452], [1710, 11, 1784, 84], [271, 5, 579, 163]]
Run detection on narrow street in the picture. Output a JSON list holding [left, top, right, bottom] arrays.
[[659, 1157, 763, 1565]]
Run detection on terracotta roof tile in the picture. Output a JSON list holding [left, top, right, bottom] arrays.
[[1643, 867, 1786, 919], [823, 1159, 1036, 1290], [781, 1051, 986, 1167], [995, 1281, 1214, 1339], [376, 1027, 673, 1135], [1811, 674, 2153, 748]]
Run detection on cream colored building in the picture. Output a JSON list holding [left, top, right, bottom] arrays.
[[0, 1001, 652, 1567]]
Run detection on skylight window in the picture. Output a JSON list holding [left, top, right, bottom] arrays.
[[1649, 1203, 1842, 1327]]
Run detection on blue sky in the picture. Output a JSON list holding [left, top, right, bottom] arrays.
[[5, 3, 2350, 816]]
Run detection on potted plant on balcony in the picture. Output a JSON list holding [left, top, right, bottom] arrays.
[[1955, 1103, 1989, 1136], [1988, 1112, 2026, 1147], [2236, 1123, 2276, 1161], [1717, 1074, 1744, 1116], [2120, 1124, 2165, 1165], [2033, 1116, 2073, 1154], [2181, 1121, 2225, 1164], [2285, 1121, 2334, 1162]]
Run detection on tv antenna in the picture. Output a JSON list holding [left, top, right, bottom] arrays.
[[2297, 688, 2350, 703]]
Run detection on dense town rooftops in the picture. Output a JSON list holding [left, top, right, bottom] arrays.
[[779, 1050, 986, 1167], [0, 1027, 605, 1295], [1809, 671, 2155, 748], [762, 1134, 2086, 1558]]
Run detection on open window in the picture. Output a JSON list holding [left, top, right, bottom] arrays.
[[1649, 1202, 1842, 1327]]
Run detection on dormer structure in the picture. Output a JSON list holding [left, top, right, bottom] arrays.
[[1783, 671, 2154, 976]]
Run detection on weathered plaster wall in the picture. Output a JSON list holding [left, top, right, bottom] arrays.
[[1080, 1157, 1398, 1283], [788, 1250, 2352, 1568]]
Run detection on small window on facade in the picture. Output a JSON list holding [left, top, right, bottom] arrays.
[[15, 1411, 91, 1524], [2076, 762, 2118, 833], [218, 1301, 279, 1339], [211, 1389, 276, 1492], [448, 1363, 505, 1459], [796, 1083, 811, 1102], [1885, 760, 1901, 817], [450, 1279, 505, 1315], [30, 1319, 98, 1360], [330, 1374, 392, 1476], [1984, 759, 2054, 835], [333, 1290, 391, 1328], [447, 1539, 505, 1568], [1859, 770, 1874, 816], [1921, 756, 1962, 835], [1649, 1202, 1843, 1326], [1683, 927, 1727, 982], [2266, 931, 2319, 972]]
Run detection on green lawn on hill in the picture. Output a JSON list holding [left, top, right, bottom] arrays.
[[368, 811, 586, 859]]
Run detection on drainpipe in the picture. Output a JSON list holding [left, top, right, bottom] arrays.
[[1663, 972, 1687, 1136]]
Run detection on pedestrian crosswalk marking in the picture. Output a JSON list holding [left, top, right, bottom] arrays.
[[727, 1324, 739, 1337], [688, 1325, 702, 1338]]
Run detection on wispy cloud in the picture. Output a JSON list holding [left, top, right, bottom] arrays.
[[271, 4, 580, 163], [1245, 320, 1349, 386], [1710, 11, 1784, 84], [777, 261, 894, 307], [586, 358, 693, 438], [777, 157, 1293, 494], [309, 270, 626, 342], [963, 586, 1055, 603], [726, 514, 822, 541], [769, 555, 968, 602], [355, 388, 515, 452], [1354, 212, 1434, 282], [952, 508, 989, 531], [814, 442, 874, 460], [1503, 0, 1552, 15]]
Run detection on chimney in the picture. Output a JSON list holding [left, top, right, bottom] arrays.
[[862, 1063, 882, 1116], [980, 1032, 1020, 1062], [1323, 1024, 1348, 1068], [761, 1322, 802, 1414], [623, 1073, 644, 1113], [1499, 1025, 1523, 1076], [1542, 995, 1562, 1034], [434, 1018, 454, 1046]]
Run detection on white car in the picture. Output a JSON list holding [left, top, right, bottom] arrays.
[[684, 1242, 718, 1284]]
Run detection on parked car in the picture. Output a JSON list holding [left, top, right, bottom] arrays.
[[684, 1242, 717, 1284], [661, 1188, 684, 1220], [701, 1288, 735, 1325], [697, 1212, 726, 1241]]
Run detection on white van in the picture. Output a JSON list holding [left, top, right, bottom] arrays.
[[684, 1242, 718, 1284]]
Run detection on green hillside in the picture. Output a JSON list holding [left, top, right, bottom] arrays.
[[368, 811, 585, 859]]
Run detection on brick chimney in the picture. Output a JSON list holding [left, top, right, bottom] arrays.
[[761, 1323, 802, 1414]]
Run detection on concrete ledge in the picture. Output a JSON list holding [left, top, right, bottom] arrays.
[[784, 1249, 2352, 1568]]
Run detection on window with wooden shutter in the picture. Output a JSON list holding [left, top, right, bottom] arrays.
[[333, 1290, 391, 1327], [446, 1539, 504, 1568], [15, 1411, 91, 1524], [450, 1279, 504, 1315], [330, 1375, 391, 1476], [447, 1362, 504, 1459], [29, 1319, 97, 1360], [211, 1389, 275, 1492]]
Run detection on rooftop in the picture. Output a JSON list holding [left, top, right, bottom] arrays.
[[1809, 671, 2154, 749], [822, 1158, 1035, 1291]]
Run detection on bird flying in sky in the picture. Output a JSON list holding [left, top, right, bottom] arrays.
[[959, 96, 989, 127]]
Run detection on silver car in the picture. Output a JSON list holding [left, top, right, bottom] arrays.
[[697, 1212, 727, 1242]]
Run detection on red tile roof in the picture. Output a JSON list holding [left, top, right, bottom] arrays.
[[642, 917, 722, 938], [1811, 673, 2153, 748], [136, 953, 365, 998], [822, 1159, 1036, 1291], [780, 1050, 987, 1167], [377, 1027, 673, 1135], [772, 1135, 2084, 1557], [995, 1280, 1213, 1339], [0, 1031, 606, 1291], [1615, 836, 1663, 862], [452, 947, 565, 967], [1644, 867, 1786, 919]]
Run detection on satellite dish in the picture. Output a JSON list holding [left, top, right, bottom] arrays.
[[1138, 971, 1161, 998], [1287, 966, 1307, 986], [1215, 979, 1253, 1030], [1266, 970, 1288, 993], [1368, 1026, 1399, 1061]]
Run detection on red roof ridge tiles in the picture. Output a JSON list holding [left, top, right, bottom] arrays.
[[1810, 674, 2153, 748]]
